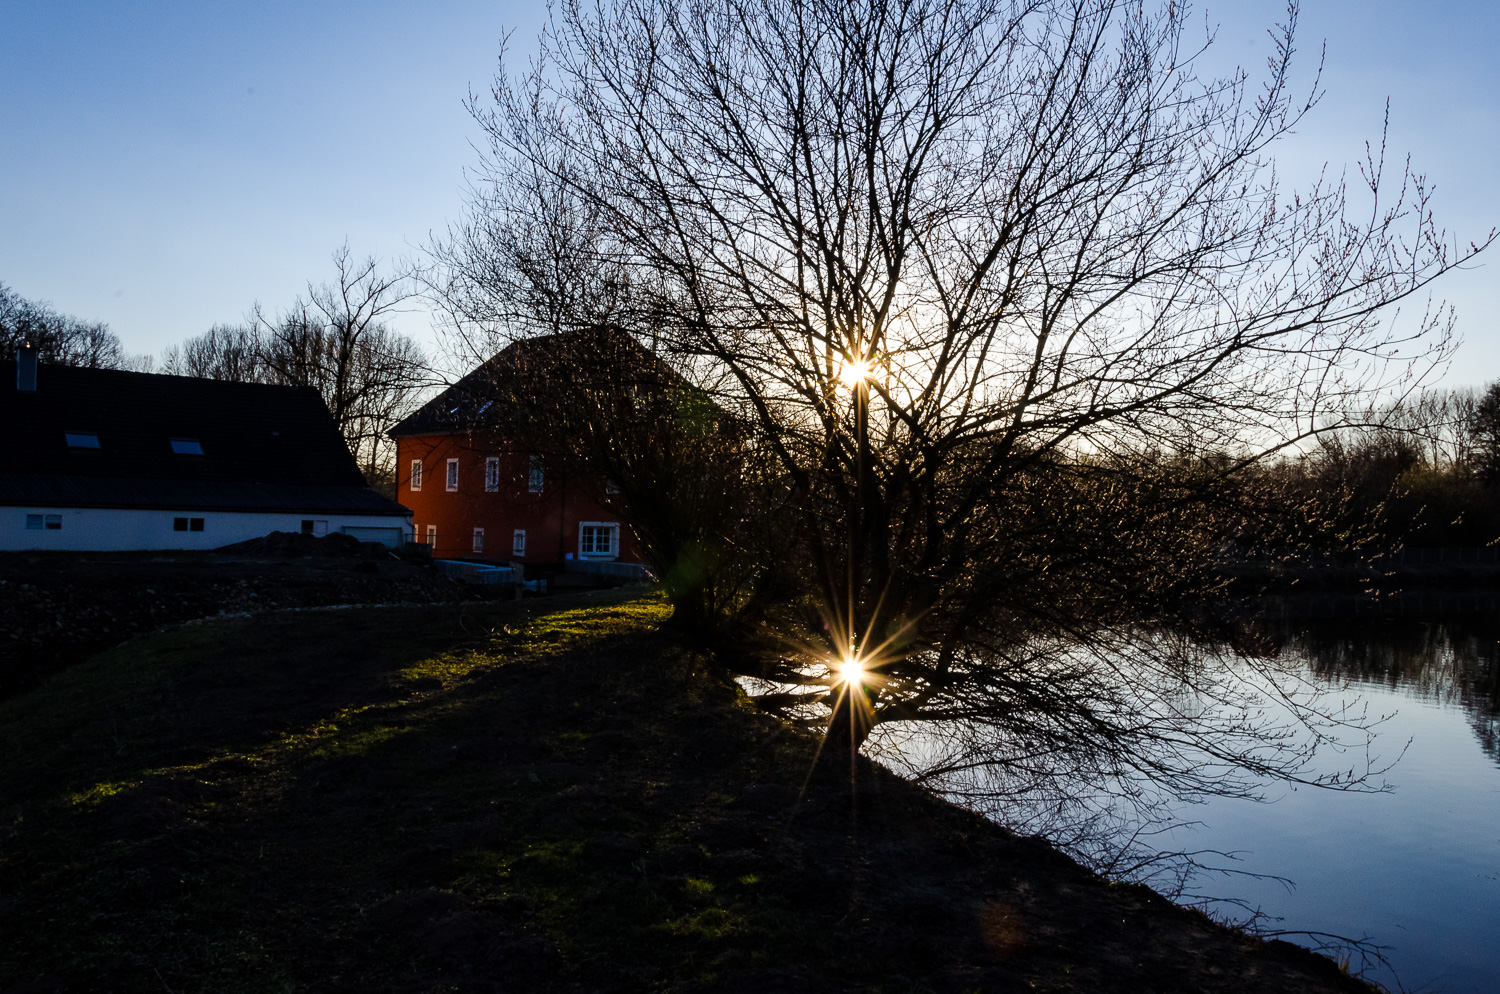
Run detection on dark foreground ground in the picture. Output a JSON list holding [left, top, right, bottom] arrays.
[[0, 593, 1373, 993], [0, 543, 497, 699]]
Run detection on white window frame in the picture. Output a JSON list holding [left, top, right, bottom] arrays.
[[577, 521, 620, 560], [425, 524, 436, 547], [410, 459, 423, 491], [512, 529, 526, 557], [472, 527, 484, 554], [485, 456, 500, 492], [446, 457, 460, 492], [528, 455, 544, 493]]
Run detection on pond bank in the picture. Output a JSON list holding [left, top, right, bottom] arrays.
[[0, 593, 1374, 993]]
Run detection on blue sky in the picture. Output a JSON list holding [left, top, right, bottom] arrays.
[[1, 1, 1496, 384]]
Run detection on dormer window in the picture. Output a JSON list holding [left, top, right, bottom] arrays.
[[65, 432, 100, 449], [170, 438, 204, 455]]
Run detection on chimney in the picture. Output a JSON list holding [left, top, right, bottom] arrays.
[[17, 344, 38, 392]]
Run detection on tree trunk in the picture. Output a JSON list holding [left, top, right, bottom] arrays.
[[824, 681, 875, 757]]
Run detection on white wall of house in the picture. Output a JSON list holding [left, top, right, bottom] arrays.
[[1, 506, 413, 552]]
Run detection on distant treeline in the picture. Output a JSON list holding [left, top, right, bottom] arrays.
[[0, 281, 150, 372], [1214, 387, 1500, 557]]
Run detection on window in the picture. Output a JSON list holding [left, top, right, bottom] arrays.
[[528, 456, 544, 493], [472, 527, 485, 553], [301, 519, 327, 536], [446, 458, 460, 492], [173, 517, 205, 532], [169, 438, 204, 455], [425, 524, 437, 547], [512, 529, 526, 557], [410, 459, 423, 491], [485, 456, 500, 492], [65, 431, 100, 449], [579, 522, 619, 558], [25, 514, 61, 530]]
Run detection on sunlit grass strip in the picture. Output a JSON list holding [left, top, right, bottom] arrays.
[[64, 780, 135, 807], [31, 594, 672, 822]]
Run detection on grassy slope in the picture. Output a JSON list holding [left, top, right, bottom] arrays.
[[0, 592, 1371, 993]]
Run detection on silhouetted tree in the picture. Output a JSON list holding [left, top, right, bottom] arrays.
[[1469, 382, 1500, 485], [160, 248, 431, 490], [1, 281, 126, 369], [438, 0, 1491, 841], [160, 323, 268, 383]]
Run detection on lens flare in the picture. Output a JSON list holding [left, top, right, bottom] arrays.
[[838, 657, 865, 685], [838, 357, 874, 391]]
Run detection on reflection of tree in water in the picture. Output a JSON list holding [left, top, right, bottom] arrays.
[[858, 627, 1395, 912], [1263, 618, 1500, 764]]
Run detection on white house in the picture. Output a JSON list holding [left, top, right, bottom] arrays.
[[2, 346, 412, 551]]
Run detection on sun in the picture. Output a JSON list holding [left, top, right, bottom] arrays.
[[837, 657, 865, 685], [838, 357, 875, 391]]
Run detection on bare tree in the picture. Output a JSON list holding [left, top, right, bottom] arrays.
[[160, 323, 268, 382], [254, 246, 430, 484], [1, 281, 126, 369], [1465, 382, 1500, 484], [156, 249, 430, 490], [441, 0, 1491, 844]]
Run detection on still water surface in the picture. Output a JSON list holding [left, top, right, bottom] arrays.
[[1164, 616, 1500, 993]]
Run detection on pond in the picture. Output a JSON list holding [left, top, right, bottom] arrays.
[[750, 610, 1500, 991], [1153, 615, 1500, 993]]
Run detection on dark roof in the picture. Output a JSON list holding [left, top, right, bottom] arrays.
[[1, 360, 407, 514], [388, 334, 564, 439], [388, 329, 675, 439]]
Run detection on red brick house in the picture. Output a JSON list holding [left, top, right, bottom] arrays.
[[388, 335, 643, 568]]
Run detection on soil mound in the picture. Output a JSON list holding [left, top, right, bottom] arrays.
[[214, 530, 369, 558], [0, 549, 492, 700]]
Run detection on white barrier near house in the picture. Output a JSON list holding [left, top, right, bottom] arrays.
[[341, 525, 406, 547], [564, 559, 656, 581], [433, 559, 516, 584], [430, 559, 549, 593]]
